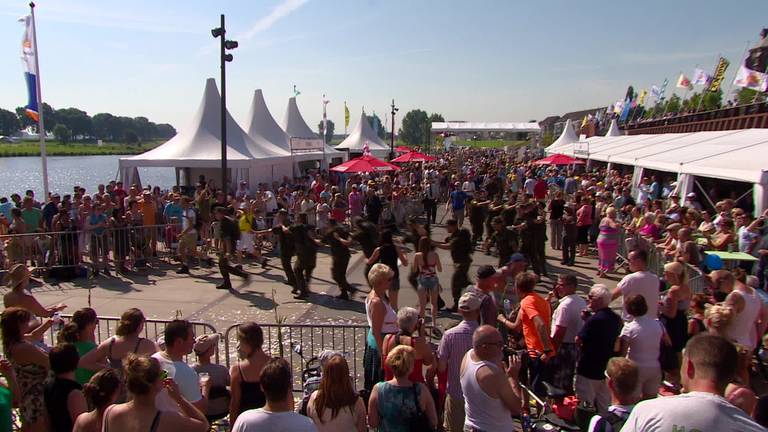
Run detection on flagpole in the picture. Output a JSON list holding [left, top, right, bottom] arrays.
[[29, 2, 49, 198], [322, 94, 327, 171]]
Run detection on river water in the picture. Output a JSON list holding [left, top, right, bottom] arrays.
[[0, 155, 175, 198]]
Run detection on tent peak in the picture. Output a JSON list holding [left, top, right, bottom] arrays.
[[606, 119, 622, 136]]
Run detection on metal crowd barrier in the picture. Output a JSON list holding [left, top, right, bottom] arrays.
[[47, 314, 220, 364], [223, 323, 368, 392]]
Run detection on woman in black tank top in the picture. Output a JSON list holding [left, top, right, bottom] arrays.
[[229, 322, 269, 425], [366, 230, 409, 309]]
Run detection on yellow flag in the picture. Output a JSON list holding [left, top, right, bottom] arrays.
[[638, 90, 648, 105], [344, 102, 350, 129], [581, 115, 588, 128]]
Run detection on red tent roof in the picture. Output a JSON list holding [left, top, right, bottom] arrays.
[[330, 155, 401, 173], [395, 146, 412, 153], [390, 151, 437, 163], [532, 153, 585, 165]]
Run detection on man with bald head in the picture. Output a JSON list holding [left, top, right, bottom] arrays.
[[460, 325, 521, 432]]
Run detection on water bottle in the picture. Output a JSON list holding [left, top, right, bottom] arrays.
[[52, 312, 62, 332], [503, 299, 511, 316]]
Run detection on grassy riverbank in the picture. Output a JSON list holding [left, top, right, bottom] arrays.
[[0, 140, 163, 157]]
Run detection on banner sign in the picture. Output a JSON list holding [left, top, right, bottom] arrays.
[[289, 137, 324, 152], [707, 57, 730, 93], [573, 141, 589, 156]]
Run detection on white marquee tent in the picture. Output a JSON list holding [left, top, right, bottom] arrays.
[[545, 123, 768, 214], [280, 96, 344, 168], [335, 111, 391, 158], [119, 78, 292, 189]]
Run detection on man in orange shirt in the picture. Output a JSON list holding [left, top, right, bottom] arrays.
[[498, 271, 554, 395]]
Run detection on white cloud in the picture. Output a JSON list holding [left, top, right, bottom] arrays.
[[239, 0, 309, 41]]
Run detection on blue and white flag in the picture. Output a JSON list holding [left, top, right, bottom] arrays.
[[19, 15, 39, 121], [619, 97, 631, 121]]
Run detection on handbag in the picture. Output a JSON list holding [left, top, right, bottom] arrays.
[[409, 383, 433, 432]]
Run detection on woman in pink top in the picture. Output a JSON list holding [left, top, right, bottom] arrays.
[[348, 186, 362, 219], [576, 198, 593, 257]]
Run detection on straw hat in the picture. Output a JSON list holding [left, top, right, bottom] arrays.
[[4, 264, 30, 289]]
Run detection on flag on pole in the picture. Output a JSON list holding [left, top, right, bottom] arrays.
[[580, 115, 588, 128], [322, 94, 329, 141], [20, 15, 39, 121], [676, 74, 693, 90], [619, 98, 632, 121], [344, 102, 350, 129], [733, 63, 768, 92], [613, 99, 625, 115], [637, 89, 648, 106], [692, 68, 713, 86], [707, 57, 730, 92], [293, 84, 300, 97]]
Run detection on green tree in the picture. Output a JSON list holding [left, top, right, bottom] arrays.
[[15, 102, 55, 132], [541, 132, 554, 146], [15, 106, 35, 130], [366, 114, 385, 139], [55, 107, 92, 138], [0, 109, 19, 136], [53, 124, 71, 144], [736, 87, 765, 105], [664, 94, 682, 114], [317, 119, 335, 143], [124, 130, 139, 145], [398, 109, 428, 146], [156, 123, 176, 139]]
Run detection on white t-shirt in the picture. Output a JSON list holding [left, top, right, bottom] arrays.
[[181, 208, 196, 233], [524, 178, 536, 195], [232, 409, 317, 432], [622, 391, 765, 432], [551, 294, 587, 343], [617, 271, 659, 321], [619, 316, 662, 368], [152, 351, 201, 412], [264, 191, 277, 213], [462, 181, 476, 195]]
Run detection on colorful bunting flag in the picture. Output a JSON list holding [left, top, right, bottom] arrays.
[[676, 74, 693, 90], [692, 68, 713, 86], [733, 63, 768, 92], [707, 57, 730, 92]]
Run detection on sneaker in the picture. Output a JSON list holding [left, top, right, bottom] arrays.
[[235, 264, 244, 271], [293, 292, 309, 300], [216, 283, 232, 290], [335, 293, 350, 301], [176, 267, 190, 275]]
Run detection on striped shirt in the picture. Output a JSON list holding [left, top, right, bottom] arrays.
[[438, 320, 478, 400]]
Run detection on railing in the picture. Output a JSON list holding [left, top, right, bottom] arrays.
[[223, 323, 368, 392], [624, 101, 768, 135], [48, 314, 221, 364]]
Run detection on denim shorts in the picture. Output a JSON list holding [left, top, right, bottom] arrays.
[[418, 275, 439, 292]]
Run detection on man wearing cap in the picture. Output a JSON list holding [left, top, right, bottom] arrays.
[[466, 265, 500, 327], [437, 291, 481, 432], [192, 334, 230, 422], [685, 192, 702, 211], [163, 194, 184, 225], [435, 219, 473, 311]]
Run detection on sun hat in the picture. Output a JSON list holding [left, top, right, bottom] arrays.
[[4, 264, 30, 288], [193, 333, 221, 354]]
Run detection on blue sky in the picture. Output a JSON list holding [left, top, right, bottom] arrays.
[[0, 0, 767, 134]]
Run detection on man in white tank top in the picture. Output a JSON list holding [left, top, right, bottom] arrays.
[[460, 325, 521, 432], [725, 277, 768, 351]]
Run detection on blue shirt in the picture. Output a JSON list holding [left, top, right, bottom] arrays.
[[0, 202, 13, 221], [450, 190, 468, 210], [163, 202, 183, 222], [88, 213, 107, 236]]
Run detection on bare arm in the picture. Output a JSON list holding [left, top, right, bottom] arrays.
[[229, 365, 241, 425], [366, 248, 381, 266], [551, 325, 566, 353], [616, 336, 628, 357], [370, 297, 386, 351], [533, 316, 554, 353], [367, 384, 381, 428], [435, 253, 442, 273], [419, 382, 439, 429], [67, 390, 88, 426]]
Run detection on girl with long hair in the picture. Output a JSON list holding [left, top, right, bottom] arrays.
[[58, 307, 98, 385], [307, 356, 366, 431]]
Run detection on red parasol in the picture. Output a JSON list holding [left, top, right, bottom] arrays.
[[330, 155, 401, 173], [390, 151, 437, 163], [532, 154, 585, 166], [395, 146, 412, 153]]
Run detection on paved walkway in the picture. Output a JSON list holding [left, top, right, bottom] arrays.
[[18, 209, 617, 334]]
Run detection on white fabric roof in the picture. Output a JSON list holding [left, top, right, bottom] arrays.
[[548, 119, 578, 149], [606, 119, 622, 136], [246, 89, 291, 152], [546, 128, 768, 184], [121, 78, 289, 168], [335, 112, 390, 156], [278, 96, 343, 159], [431, 122, 540, 133]]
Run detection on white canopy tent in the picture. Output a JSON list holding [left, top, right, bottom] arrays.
[[119, 78, 292, 190], [545, 125, 768, 214], [431, 121, 541, 133], [335, 111, 391, 158], [280, 96, 345, 168]]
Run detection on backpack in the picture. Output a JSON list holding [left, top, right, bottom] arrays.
[[594, 411, 626, 432]]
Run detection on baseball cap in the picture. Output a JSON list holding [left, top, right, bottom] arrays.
[[506, 253, 527, 265], [458, 291, 482, 311], [476, 265, 497, 280], [686, 192, 696, 199], [193, 333, 221, 354]]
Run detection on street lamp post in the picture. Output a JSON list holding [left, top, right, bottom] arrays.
[[211, 15, 238, 192], [390, 99, 398, 160]]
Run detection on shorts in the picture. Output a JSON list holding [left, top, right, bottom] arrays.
[[576, 225, 590, 244], [179, 231, 197, 253], [418, 275, 439, 292]]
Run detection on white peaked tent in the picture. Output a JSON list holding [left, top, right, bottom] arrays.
[[335, 111, 391, 158], [280, 96, 344, 168], [119, 78, 292, 190], [245, 89, 291, 152], [549, 119, 578, 149], [605, 119, 622, 136]]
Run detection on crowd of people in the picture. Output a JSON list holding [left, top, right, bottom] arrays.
[[1, 146, 768, 431]]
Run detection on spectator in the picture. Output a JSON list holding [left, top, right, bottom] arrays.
[[576, 197, 592, 257], [1, 307, 50, 432], [382, 307, 434, 383], [366, 230, 408, 309], [368, 345, 438, 431], [446, 182, 468, 227], [229, 322, 269, 425], [498, 271, 554, 395], [413, 236, 442, 325], [467, 265, 500, 327], [3, 263, 67, 318], [44, 343, 87, 432], [231, 357, 316, 431], [587, 357, 639, 432], [575, 284, 622, 416], [674, 227, 700, 266], [102, 354, 208, 432], [80, 308, 158, 401], [58, 307, 98, 385], [72, 369, 121, 432], [611, 249, 660, 321], [660, 261, 692, 387], [596, 206, 620, 277], [438, 291, 481, 432], [0, 357, 19, 432], [192, 334, 230, 422], [616, 295, 663, 400], [687, 293, 709, 338], [363, 264, 399, 394], [153, 320, 208, 413], [549, 273, 587, 394], [460, 325, 521, 431], [623, 334, 765, 431], [306, 356, 366, 432]]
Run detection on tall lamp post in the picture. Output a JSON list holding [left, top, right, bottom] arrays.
[[390, 99, 398, 160], [211, 15, 238, 192]]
